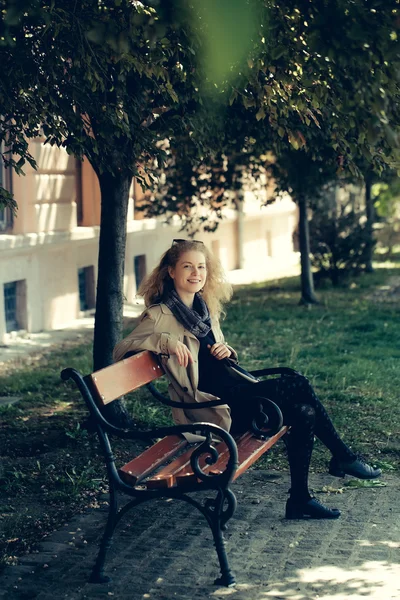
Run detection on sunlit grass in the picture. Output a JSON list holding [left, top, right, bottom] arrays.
[[227, 262, 400, 471]]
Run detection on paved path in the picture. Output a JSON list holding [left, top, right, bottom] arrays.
[[1, 471, 399, 600]]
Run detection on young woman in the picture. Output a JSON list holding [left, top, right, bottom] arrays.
[[114, 240, 381, 519]]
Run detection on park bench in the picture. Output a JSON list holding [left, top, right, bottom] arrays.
[[61, 351, 293, 587]]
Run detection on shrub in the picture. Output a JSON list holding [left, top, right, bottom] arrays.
[[309, 199, 374, 286]]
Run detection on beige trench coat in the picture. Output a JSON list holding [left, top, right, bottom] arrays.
[[113, 303, 238, 433]]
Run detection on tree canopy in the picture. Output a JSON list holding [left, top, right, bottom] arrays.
[[2, 0, 399, 209], [139, 0, 400, 303], [0, 0, 202, 190]]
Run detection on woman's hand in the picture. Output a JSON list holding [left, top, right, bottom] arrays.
[[169, 339, 194, 368], [207, 343, 232, 360]]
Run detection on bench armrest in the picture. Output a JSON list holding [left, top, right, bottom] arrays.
[[249, 366, 301, 378], [248, 396, 284, 437], [147, 382, 230, 409], [147, 377, 284, 436]]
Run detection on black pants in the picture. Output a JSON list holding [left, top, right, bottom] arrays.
[[224, 374, 356, 501]]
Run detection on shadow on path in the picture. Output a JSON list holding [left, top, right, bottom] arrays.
[[1, 471, 398, 600]]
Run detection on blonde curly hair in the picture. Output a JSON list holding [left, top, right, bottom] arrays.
[[139, 240, 232, 319]]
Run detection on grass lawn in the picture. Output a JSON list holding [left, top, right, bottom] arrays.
[[0, 259, 399, 569]]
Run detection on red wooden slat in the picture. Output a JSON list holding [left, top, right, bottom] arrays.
[[233, 426, 289, 480], [174, 438, 236, 487], [151, 426, 289, 489], [170, 444, 224, 487], [175, 428, 288, 487], [145, 444, 204, 489], [120, 426, 289, 490], [174, 427, 288, 487], [119, 435, 187, 486], [90, 351, 164, 405]]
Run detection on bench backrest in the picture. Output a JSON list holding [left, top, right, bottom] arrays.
[[88, 351, 164, 406]]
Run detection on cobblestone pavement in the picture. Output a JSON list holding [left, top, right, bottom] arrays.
[[1, 471, 399, 600]]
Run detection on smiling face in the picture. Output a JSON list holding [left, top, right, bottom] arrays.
[[168, 250, 207, 306]]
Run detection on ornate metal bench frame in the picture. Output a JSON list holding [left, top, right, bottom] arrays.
[[61, 352, 293, 587]]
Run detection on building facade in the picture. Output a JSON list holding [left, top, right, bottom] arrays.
[[0, 141, 298, 344]]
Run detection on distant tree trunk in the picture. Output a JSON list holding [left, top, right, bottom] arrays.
[[298, 194, 319, 305], [93, 170, 134, 427], [234, 188, 244, 269], [365, 172, 374, 273]]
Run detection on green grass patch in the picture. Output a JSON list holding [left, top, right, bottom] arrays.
[[227, 264, 400, 471]]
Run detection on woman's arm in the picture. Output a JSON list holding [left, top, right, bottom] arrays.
[[212, 317, 238, 362], [113, 310, 193, 367], [113, 311, 172, 362]]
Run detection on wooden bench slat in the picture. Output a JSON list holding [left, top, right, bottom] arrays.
[[233, 426, 289, 480], [141, 426, 289, 489], [174, 439, 234, 487], [175, 427, 288, 487], [147, 436, 251, 489], [145, 443, 206, 489], [90, 351, 164, 405], [119, 435, 188, 486]]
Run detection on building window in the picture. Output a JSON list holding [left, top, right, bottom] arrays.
[[134, 255, 147, 290], [0, 147, 14, 232], [78, 266, 95, 312], [0, 205, 12, 232], [3, 280, 27, 333]]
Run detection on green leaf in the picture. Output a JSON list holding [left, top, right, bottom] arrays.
[[374, 461, 395, 472], [86, 24, 106, 45], [165, 83, 178, 103], [344, 479, 387, 489], [271, 45, 285, 61], [243, 96, 256, 109], [229, 90, 238, 106], [256, 107, 266, 121]]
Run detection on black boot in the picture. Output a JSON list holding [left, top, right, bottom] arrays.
[[329, 456, 382, 479], [286, 496, 341, 520]]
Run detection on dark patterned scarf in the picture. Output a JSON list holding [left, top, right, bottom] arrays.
[[164, 289, 211, 338]]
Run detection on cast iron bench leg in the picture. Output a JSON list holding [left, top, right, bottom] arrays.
[[207, 490, 236, 587], [212, 525, 236, 587], [90, 487, 118, 583]]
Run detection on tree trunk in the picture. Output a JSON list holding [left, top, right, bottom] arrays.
[[298, 194, 319, 305], [365, 172, 374, 273], [234, 189, 244, 269], [93, 171, 134, 427]]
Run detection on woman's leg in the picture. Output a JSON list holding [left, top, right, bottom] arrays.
[[274, 374, 381, 478], [227, 374, 352, 457], [229, 374, 381, 479], [226, 378, 340, 518], [282, 403, 316, 502], [278, 374, 357, 461]]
